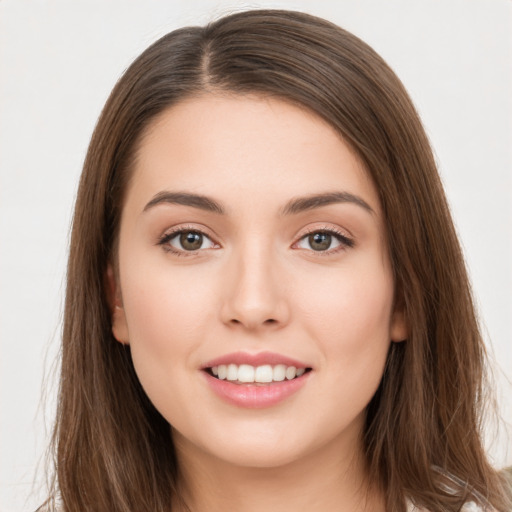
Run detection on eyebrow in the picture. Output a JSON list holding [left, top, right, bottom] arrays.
[[143, 190, 374, 216], [143, 191, 225, 214], [280, 191, 374, 216]]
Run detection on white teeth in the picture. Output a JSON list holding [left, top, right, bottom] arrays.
[[210, 364, 307, 383], [273, 364, 286, 381], [285, 366, 297, 380], [217, 365, 227, 380], [255, 365, 273, 383], [238, 364, 255, 382], [227, 364, 238, 381]]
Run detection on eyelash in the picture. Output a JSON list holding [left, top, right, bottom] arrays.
[[157, 225, 217, 257], [295, 227, 355, 255], [157, 226, 354, 257]]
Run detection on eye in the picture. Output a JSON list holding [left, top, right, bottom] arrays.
[[159, 229, 216, 253], [295, 230, 354, 252]]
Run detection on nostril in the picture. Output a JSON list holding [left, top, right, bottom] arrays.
[[229, 318, 277, 326]]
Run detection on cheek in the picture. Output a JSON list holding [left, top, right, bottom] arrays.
[[117, 258, 226, 430], [118, 257, 217, 402], [122, 263, 216, 350], [295, 258, 394, 368]]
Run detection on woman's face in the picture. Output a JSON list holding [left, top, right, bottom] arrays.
[[110, 94, 406, 469]]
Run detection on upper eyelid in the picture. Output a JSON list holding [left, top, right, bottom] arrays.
[[158, 224, 217, 242], [295, 224, 354, 241], [293, 225, 355, 251]]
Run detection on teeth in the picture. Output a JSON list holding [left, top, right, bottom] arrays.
[[273, 364, 286, 381], [217, 365, 227, 380], [285, 366, 297, 380], [254, 365, 273, 383], [238, 364, 255, 382], [227, 364, 238, 381], [211, 364, 307, 383]]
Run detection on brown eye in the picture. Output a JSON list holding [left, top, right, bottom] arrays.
[[308, 232, 332, 251], [161, 229, 216, 253], [179, 231, 203, 250], [295, 229, 353, 253]]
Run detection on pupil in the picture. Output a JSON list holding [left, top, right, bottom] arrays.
[[180, 232, 202, 250], [309, 232, 331, 251]]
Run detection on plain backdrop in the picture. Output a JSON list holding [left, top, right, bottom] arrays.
[[1, 1, 511, 510]]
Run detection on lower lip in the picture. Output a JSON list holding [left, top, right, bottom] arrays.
[[203, 371, 311, 409]]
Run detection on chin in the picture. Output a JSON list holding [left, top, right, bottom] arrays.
[[208, 441, 312, 470]]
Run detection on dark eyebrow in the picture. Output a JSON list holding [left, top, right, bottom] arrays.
[[143, 190, 373, 216], [280, 192, 374, 216], [143, 191, 225, 214]]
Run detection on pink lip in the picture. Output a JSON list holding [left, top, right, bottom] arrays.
[[203, 371, 311, 409], [201, 351, 309, 369], [200, 351, 312, 409]]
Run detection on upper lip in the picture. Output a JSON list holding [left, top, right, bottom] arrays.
[[201, 351, 310, 369]]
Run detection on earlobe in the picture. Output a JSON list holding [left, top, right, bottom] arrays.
[[390, 308, 408, 343], [105, 264, 130, 345]]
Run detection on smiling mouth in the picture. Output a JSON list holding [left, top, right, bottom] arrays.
[[205, 364, 312, 384]]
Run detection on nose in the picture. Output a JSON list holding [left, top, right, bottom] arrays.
[[220, 243, 290, 331]]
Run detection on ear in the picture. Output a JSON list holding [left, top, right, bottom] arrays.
[[105, 264, 130, 345], [390, 286, 408, 343], [390, 307, 408, 343]]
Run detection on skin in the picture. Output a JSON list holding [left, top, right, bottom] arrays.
[[109, 94, 407, 512]]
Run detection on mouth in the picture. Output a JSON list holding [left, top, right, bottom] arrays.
[[201, 352, 313, 407], [205, 364, 312, 385]]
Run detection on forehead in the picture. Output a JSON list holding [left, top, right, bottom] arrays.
[[126, 93, 381, 216]]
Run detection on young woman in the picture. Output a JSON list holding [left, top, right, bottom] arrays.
[[44, 9, 511, 512]]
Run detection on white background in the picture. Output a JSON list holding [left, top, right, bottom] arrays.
[[1, 1, 511, 510]]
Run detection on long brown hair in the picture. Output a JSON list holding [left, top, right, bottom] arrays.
[[46, 9, 511, 511]]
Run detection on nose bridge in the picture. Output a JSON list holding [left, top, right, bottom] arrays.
[[221, 235, 289, 330]]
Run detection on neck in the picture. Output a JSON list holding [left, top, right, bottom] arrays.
[[172, 430, 385, 512]]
